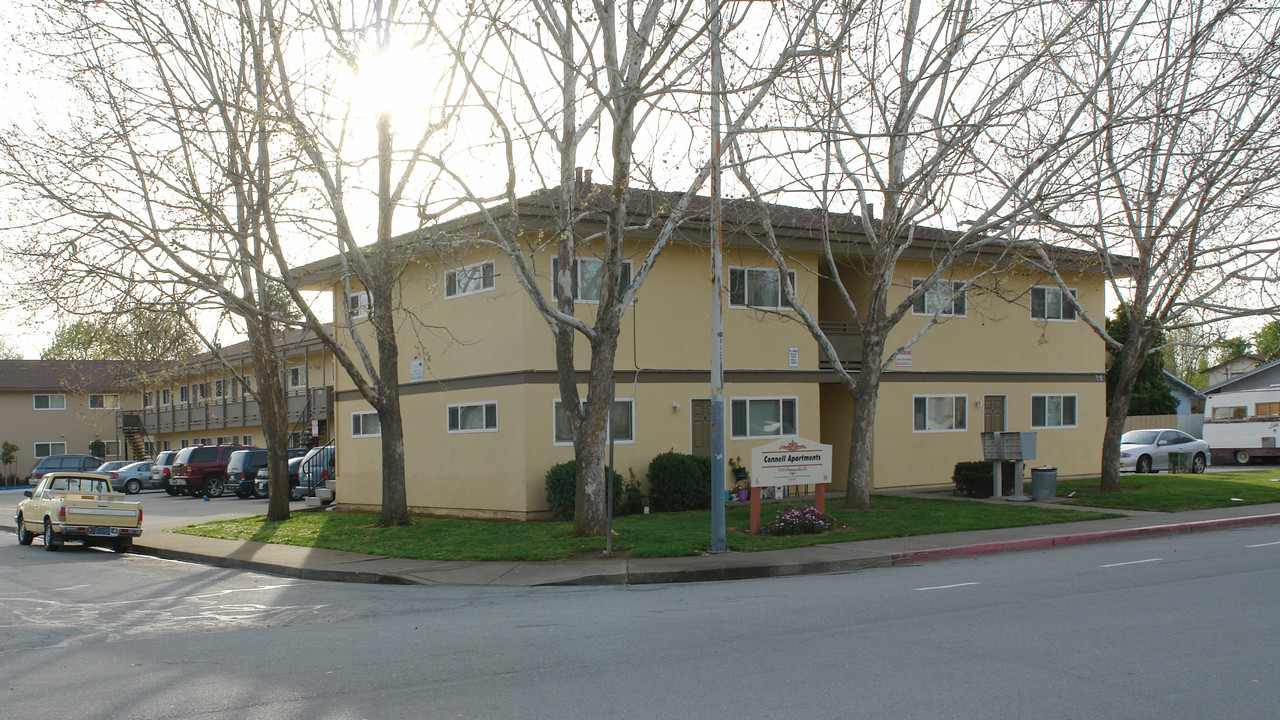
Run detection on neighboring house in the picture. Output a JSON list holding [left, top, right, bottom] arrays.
[[1201, 358, 1280, 464], [1122, 370, 1205, 438], [1162, 370, 1204, 416], [1200, 354, 1264, 388], [296, 186, 1112, 520], [120, 327, 336, 455], [0, 360, 142, 476]]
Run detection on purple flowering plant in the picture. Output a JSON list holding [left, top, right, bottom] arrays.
[[763, 505, 836, 536]]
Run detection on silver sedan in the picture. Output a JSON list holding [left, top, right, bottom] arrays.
[[1119, 429, 1209, 474]]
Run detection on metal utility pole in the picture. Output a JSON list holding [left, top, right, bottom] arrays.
[[709, 0, 727, 553]]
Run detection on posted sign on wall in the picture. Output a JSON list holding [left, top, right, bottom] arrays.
[[750, 437, 833, 488]]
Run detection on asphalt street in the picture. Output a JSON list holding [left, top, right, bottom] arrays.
[[2, 522, 1277, 719]]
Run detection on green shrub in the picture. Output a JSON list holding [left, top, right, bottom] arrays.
[[953, 460, 1018, 498], [544, 460, 624, 521], [618, 468, 646, 516], [647, 452, 711, 512]]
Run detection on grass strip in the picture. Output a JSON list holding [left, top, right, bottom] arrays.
[[175, 495, 1117, 562], [1058, 469, 1280, 512]]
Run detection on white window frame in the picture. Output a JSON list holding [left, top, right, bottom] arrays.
[[179, 385, 189, 405], [103, 441, 120, 457], [241, 435, 253, 446], [161, 388, 172, 407], [143, 392, 153, 408], [1031, 286, 1077, 321], [446, 260, 496, 298], [730, 396, 798, 439], [728, 267, 797, 310], [33, 394, 66, 410], [913, 395, 968, 433], [552, 257, 632, 304], [162, 440, 171, 451], [288, 366, 307, 390], [447, 402, 499, 433], [911, 278, 966, 317], [347, 290, 371, 319], [1031, 394, 1078, 429], [213, 379, 226, 400], [352, 411, 382, 438], [553, 398, 635, 445], [34, 442, 67, 457], [216, 435, 233, 445]]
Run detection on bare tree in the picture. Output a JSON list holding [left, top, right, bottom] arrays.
[[0, 0, 305, 520], [726, 0, 1148, 509], [414, 0, 825, 535], [1032, 0, 1280, 490]]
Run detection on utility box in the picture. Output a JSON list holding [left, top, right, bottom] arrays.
[[1031, 466, 1057, 502]]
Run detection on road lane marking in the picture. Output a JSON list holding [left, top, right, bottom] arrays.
[[915, 582, 980, 591], [1099, 558, 1161, 568], [1246, 541, 1280, 548]]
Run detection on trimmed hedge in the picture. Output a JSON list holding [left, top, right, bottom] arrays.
[[953, 460, 1018, 498], [544, 460, 625, 521], [647, 452, 711, 512]]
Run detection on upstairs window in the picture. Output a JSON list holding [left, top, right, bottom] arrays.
[[160, 388, 171, 406], [729, 267, 796, 310], [912, 279, 966, 317], [552, 257, 632, 303], [1031, 286, 1077, 321], [178, 385, 189, 404], [447, 402, 498, 433], [446, 261, 496, 298], [34, 394, 66, 410], [89, 394, 120, 410], [288, 366, 307, 389], [347, 290, 371, 319]]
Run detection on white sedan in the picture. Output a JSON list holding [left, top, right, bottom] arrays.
[[1119, 429, 1210, 474]]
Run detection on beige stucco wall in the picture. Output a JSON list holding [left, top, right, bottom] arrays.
[[0, 389, 140, 475]]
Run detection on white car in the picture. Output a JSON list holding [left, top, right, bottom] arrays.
[[1119, 429, 1210, 474]]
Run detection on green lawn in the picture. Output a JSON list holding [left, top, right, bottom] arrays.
[[1058, 468, 1280, 512], [175, 495, 1117, 562]]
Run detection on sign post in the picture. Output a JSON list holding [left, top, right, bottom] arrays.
[[748, 437, 832, 532]]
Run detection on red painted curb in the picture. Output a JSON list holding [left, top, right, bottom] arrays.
[[891, 513, 1280, 565]]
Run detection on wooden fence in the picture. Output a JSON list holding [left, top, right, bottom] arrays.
[[1122, 413, 1204, 438]]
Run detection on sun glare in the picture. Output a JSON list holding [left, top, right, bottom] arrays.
[[348, 43, 437, 125]]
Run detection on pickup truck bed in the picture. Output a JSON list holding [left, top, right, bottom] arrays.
[[15, 472, 143, 553]]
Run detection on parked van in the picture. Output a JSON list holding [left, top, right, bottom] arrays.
[[29, 454, 103, 482], [226, 449, 269, 499]]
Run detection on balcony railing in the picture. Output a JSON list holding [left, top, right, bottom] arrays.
[[817, 321, 862, 372], [121, 385, 334, 436]]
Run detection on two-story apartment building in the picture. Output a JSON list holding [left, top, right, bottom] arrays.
[[121, 327, 337, 454], [298, 187, 1109, 520], [0, 360, 142, 477]]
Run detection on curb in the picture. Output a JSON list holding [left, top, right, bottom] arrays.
[[128, 544, 416, 585], [890, 513, 1280, 565]]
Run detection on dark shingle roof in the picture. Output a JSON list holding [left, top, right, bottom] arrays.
[[0, 360, 134, 391]]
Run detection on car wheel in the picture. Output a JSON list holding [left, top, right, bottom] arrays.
[[125, 479, 142, 494], [1136, 455, 1152, 474], [113, 537, 132, 553], [165, 486, 180, 496], [43, 518, 62, 551], [1192, 453, 1207, 474], [16, 514, 33, 546], [1235, 450, 1252, 465], [289, 487, 305, 501], [205, 475, 226, 498]]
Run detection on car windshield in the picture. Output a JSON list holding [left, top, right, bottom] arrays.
[[1121, 430, 1160, 445]]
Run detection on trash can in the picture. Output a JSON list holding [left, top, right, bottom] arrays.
[[1168, 452, 1192, 473], [1031, 466, 1057, 502]]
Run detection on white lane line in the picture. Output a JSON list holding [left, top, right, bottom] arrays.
[[915, 582, 980, 591], [1099, 558, 1162, 568], [1246, 541, 1280, 548]]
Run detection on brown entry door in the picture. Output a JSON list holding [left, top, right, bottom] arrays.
[[691, 399, 712, 457], [984, 395, 1006, 433]]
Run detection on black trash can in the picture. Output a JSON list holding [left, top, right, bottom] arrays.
[[1031, 466, 1057, 502]]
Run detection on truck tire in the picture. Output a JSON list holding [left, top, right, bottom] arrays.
[[113, 537, 132, 553], [205, 475, 226, 498], [43, 518, 62, 551], [1236, 450, 1252, 465], [16, 514, 33, 546]]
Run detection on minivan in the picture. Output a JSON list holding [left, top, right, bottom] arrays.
[[226, 449, 269, 499], [29, 454, 103, 482]]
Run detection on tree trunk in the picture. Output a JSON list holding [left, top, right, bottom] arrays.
[[573, 331, 621, 536], [248, 315, 290, 521], [1100, 330, 1152, 492], [844, 336, 884, 510]]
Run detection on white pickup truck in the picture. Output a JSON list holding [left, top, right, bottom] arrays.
[[15, 472, 144, 553]]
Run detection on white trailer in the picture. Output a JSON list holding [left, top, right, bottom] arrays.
[[1202, 386, 1280, 465]]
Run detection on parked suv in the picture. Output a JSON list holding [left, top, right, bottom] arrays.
[[170, 444, 253, 498], [226, 449, 269, 499], [29, 454, 103, 482], [152, 451, 179, 495]]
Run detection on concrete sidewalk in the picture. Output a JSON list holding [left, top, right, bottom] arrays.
[[9, 498, 1278, 586]]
